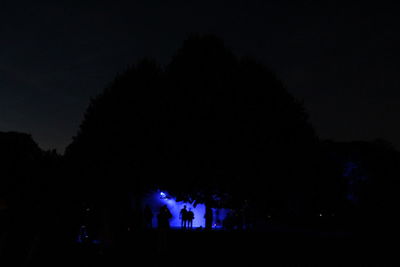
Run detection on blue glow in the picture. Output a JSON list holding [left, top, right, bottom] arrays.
[[76, 225, 89, 243], [343, 161, 368, 205], [142, 190, 229, 228], [347, 193, 358, 203], [343, 161, 357, 177]]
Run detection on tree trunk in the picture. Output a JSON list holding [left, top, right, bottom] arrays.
[[205, 203, 213, 230]]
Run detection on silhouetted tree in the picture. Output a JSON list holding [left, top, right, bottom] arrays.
[[65, 59, 165, 242], [65, 34, 319, 236], [0, 132, 61, 264], [318, 139, 400, 230], [160, 34, 319, 223]]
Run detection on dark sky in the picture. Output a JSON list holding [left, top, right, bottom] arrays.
[[1, 0, 399, 152]]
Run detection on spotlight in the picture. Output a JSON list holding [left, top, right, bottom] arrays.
[[160, 192, 167, 199]]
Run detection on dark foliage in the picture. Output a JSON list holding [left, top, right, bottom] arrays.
[[0, 132, 62, 264], [65, 34, 319, 226], [320, 139, 399, 229], [1, 35, 398, 265]]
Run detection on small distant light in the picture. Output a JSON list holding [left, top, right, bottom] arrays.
[[267, 215, 271, 219], [160, 192, 167, 199], [86, 208, 90, 212], [319, 213, 323, 217]]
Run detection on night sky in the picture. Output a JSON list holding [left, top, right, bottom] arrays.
[[1, 0, 399, 152]]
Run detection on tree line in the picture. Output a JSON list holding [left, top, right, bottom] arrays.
[[0, 35, 398, 255]]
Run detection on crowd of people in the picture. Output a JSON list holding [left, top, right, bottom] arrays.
[[143, 205, 245, 231], [143, 205, 196, 230]]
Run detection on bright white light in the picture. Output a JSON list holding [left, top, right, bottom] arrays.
[[319, 213, 323, 217]]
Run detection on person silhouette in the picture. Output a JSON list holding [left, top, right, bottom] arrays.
[[179, 205, 188, 229], [187, 208, 194, 229], [144, 205, 153, 229], [157, 205, 172, 230], [205, 206, 213, 230]]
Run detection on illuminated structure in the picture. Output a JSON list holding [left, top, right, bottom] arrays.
[[142, 190, 229, 229]]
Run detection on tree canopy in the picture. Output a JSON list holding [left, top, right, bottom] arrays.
[[65, 34, 318, 217]]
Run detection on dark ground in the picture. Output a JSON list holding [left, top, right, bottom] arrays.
[[25, 225, 395, 267]]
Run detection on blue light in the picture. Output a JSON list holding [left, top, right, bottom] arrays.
[[76, 225, 89, 243], [343, 161, 357, 177], [143, 190, 229, 228]]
